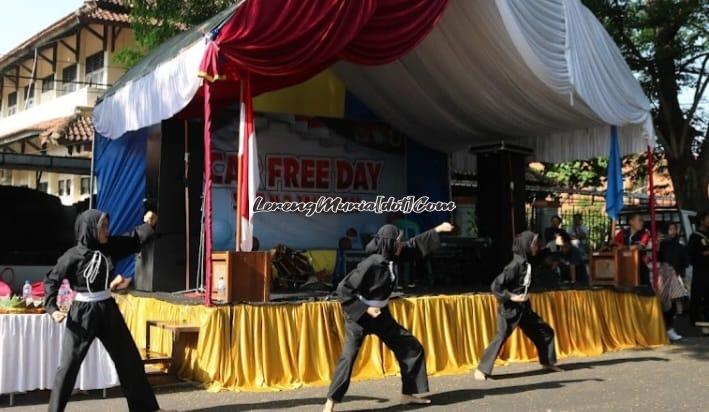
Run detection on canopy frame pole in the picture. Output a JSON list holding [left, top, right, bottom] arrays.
[[202, 82, 214, 306], [647, 145, 659, 288]]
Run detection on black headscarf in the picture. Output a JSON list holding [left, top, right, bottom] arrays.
[[74, 209, 108, 253], [512, 230, 538, 262], [365, 224, 403, 260]]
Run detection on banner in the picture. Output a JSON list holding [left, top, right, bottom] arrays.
[[211, 112, 406, 250]]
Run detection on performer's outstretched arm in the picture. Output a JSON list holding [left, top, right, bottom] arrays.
[[106, 212, 158, 261], [397, 222, 453, 261]]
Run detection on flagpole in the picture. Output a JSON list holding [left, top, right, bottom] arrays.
[[235, 79, 244, 252]]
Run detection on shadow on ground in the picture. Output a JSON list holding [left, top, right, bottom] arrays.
[[187, 395, 387, 411], [490, 356, 668, 380], [341, 378, 604, 412]]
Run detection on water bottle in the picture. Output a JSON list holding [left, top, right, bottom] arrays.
[[22, 280, 32, 301], [58, 280, 71, 312], [217, 276, 226, 299]]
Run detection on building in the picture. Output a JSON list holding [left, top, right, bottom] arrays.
[[0, 0, 134, 205]]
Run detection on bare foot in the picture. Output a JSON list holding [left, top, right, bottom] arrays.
[[401, 394, 431, 405], [543, 364, 564, 373], [474, 369, 488, 381], [323, 398, 335, 412]]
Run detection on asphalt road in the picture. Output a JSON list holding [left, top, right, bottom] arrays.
[[4, 331, 709, 412]]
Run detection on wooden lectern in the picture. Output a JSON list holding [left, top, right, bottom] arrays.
[[211, 251, 272, 303], [589, 251, 619, 285], [589, 248, 641, 287]]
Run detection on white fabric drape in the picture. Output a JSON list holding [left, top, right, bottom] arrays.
[[94, 0, 654, 162], [93, 41, 206, 139], [0, 314, 118, 394], [334, 0, 654, 162]]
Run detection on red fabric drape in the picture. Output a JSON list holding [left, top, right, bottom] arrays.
[[198, 0, 449, 94]]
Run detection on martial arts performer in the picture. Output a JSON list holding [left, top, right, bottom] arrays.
[[323, 221, 454, 412], [474, 230, 562, 381], [44, 209, 171, 412]]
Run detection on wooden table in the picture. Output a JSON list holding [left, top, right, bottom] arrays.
[[143, 320, 200, 374]]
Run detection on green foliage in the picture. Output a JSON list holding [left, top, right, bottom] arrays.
[[581, 0, 709, 210], [542, 158, 609, 190], [113, 0, 232, 68]]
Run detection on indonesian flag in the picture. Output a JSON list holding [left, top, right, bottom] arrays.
[[238, 76, 259, 251]]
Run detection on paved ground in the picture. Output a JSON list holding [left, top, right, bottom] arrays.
[[5, 323, 709, 412]]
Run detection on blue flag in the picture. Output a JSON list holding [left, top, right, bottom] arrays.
[[605, 126, 623, 220]]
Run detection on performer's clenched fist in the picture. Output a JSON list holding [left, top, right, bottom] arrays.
[[143, 211, 158, 227]]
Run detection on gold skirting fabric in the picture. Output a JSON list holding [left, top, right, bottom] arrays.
[[115, 289, 667, 392]]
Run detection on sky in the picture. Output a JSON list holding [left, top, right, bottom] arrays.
[[0, 0, 84, 56]]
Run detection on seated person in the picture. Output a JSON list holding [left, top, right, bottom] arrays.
[[534, 241, 562, 289], [614, 213, 651, 285], [566, 213, 590, 261], [553, 232, 589, 284], [543, 215, 566, 245]]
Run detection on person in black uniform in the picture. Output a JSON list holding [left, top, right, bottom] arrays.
[[689, 211, 709, 329], [323, 221, 454, 412], [44, 209, 171, 412], [474, 230, 562, 381]]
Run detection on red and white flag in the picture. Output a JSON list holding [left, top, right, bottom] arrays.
[[238, 77, 259, 251]]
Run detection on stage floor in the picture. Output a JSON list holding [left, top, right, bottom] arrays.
[[115, 287, 667, 392]]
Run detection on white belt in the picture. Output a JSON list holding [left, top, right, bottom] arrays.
[[356, 294, 389, 308], [74, 290, 112, 302]]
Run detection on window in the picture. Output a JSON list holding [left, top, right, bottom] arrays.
[[41, 74, 55, 93], [65, 179, 72, 196], [23, 84, 35, 109], [85, 52, 105, 87], [38, 182, 48, 193], [58, 180, 65, 196], [61, 64, 77, 94], [7, 91, 17, 115], [80, 177, 90, 195]]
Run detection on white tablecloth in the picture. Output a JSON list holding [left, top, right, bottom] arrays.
[[0, 314, 119, 394]]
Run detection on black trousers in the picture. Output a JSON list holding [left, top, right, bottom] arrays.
[[48, 298, 159, 412], [327, 307, 428, 402], [477, 304, 557, 376], [690, 274, 709, 325]]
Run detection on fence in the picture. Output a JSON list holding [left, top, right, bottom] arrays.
[[526, 192, 677, 252]]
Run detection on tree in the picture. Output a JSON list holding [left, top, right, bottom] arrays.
[[582, 0, 709, 211], [114, 0, 232, 68]]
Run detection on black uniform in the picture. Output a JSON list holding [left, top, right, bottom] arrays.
[[688, 230, 709, 324], [659, 236, 689, 277], [477, 231, 557, 376], [326, 225, 440, 402], [44, 210, 160, 412]]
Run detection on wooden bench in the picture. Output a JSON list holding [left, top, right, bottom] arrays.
[[142, 320, 200, 374]]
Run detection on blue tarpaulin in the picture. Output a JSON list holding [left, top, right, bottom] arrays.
[[94, 129, 149, 277]]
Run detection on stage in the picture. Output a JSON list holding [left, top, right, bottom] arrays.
[[114, 287, 667, 392]]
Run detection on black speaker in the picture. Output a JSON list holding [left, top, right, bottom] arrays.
[[135, 119, 203, 292], [474, 144, 530, 278]]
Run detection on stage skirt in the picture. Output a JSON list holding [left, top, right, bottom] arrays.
[[115, 289, 667, 392]]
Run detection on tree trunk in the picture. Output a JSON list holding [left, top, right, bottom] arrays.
[[666, 153, 709, 212]]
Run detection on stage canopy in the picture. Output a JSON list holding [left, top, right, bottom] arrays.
[[94, 0, 654, 163]]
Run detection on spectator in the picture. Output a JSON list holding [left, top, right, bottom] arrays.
[[614, 213, 651, 285], [554, 232, 589, 284], [567, 213, 590, 261], [543, 215, 565, 245], [688, 211, 709, 330], [659, 223, 689, 278], [657, 224, 690, 341]]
